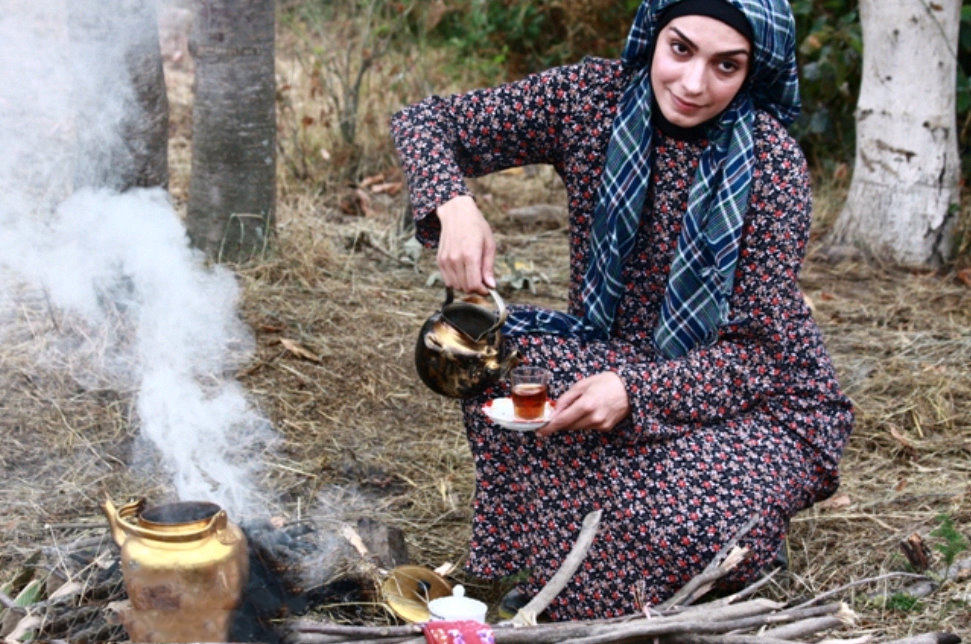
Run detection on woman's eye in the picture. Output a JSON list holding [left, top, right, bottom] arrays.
[[718, 60, 739, 73], [671, 41, 689, 55]]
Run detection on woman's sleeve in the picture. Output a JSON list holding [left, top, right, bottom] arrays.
[[389, 60, 615, 246], [613, 125, 817, 436]]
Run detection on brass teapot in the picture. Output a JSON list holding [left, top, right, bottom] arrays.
[[102, 498, 249, 643], [415, 288, 519, 398]]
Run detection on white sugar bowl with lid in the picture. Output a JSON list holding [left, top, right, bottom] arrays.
[[427, 585, 488, 623]]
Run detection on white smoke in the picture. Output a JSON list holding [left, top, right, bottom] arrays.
[[0, 0, 278, 518]]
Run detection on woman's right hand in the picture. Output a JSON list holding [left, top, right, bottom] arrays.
[[435, 195, 496, 294]]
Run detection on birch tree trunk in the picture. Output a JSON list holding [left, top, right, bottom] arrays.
[[829, 0, 961, 266], [186, 0, 276, 262]]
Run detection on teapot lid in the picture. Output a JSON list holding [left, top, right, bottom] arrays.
[[427, 585, 488, 621]]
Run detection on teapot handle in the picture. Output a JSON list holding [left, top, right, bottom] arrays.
[[489, 288, 508, 330], [443, 287, 508, 333]]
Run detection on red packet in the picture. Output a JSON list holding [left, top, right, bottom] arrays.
[[422, 620, 495, 644]]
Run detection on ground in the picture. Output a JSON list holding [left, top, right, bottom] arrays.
[[1, 21, 970, 642]]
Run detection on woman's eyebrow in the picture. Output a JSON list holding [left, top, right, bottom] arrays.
[[669, 26, 751, 58]]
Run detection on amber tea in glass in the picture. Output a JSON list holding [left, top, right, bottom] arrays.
[[510, 366, 551, 420]]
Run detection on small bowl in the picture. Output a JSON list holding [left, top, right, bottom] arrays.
[[381, 565, 453, 623]]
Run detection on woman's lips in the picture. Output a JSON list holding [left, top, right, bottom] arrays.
[[671, 94, 703, 113]]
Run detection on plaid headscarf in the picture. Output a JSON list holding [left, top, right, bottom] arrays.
[[504, 0, 800, 358]]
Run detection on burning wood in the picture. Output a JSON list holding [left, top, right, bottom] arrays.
[[0, 512, 406, 643]]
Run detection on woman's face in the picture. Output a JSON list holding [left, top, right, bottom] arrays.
[[650, 15, 751, 128]]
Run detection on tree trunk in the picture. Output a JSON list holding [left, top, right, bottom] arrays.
[[828, 0, 961, 266], [186, 0, 276, 263], [69, 0, 169, 191]]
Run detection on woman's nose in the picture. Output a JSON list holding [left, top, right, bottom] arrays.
[[681, 60, 706, 94]]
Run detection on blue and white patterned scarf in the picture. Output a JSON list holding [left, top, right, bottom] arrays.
[[504, 0, 801, 358]]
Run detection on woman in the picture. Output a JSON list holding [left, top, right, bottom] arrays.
[[391, 0, 853, 620]]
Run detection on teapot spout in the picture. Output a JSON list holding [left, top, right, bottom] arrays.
[[499, 350, 521, 378]]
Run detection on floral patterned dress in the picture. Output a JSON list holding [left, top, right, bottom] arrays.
[[391, 58, 853, 620]]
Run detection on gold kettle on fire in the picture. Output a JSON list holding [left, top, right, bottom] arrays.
[[415, 288, 519, 398], [102, 497, 248, 643]]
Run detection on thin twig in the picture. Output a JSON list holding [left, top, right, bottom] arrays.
[[883, 635, 963, 644], [507, 508, 602, 626], [760, 615, 846, 639], [659, 513, 759, 610], [707, 568, 780, 607], [0, 589, 17, 609], [791, 572, 932, 610]]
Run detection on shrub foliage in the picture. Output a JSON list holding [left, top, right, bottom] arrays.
[[420, 0, 971, 174]]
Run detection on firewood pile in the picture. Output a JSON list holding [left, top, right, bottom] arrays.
[[0, 511, 965, 644], [288, 512, 965, 644]]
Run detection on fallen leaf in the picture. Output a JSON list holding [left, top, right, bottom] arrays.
[[48, 580, 83, 601], [816, 492, 851, 510], [889, 426, 918, 459], [369, 181, 402, 196], [889, 426, 915, 449], [819, 291, 836, 301], [433, 561, 457, 577], [338, 188, 372, 216], [832, 162, 849, 182], [279, 338, 320, 363], [803, 293, 815, 312], [957, 268, 971, 288], [899, 533, 931, 572], [6, 614, 42, 642], [359, 173, 386, 188]]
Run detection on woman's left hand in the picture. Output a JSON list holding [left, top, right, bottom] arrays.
[[537, 371, 630, 437]]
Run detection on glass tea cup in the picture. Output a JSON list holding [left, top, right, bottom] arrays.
[[509, 366, 551, 420]]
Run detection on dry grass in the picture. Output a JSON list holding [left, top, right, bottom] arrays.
[[1, 8, 970, 642]]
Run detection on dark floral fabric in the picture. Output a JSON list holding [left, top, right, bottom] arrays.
[[391, 58, 853, 620]]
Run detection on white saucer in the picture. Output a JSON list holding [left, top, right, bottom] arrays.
[[482, 397, 553, 432]]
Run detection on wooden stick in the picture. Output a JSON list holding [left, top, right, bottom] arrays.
[[289, 621, 422, 638], [289, 637, 422, 644], [42, 522, 106, 531], [659, 512, 760, 610], [707, 568, 780, 607], [759, 615, 846, 639], [551, 602, 845, 644], [507, 508, 603, 626], [882, 635, 962, 644], [655, 636, 801, 644], [0, 589, 17, 609], [660, 545, 748, 610], [791, 572, 931, 610], [657, 598, 785, 623]]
